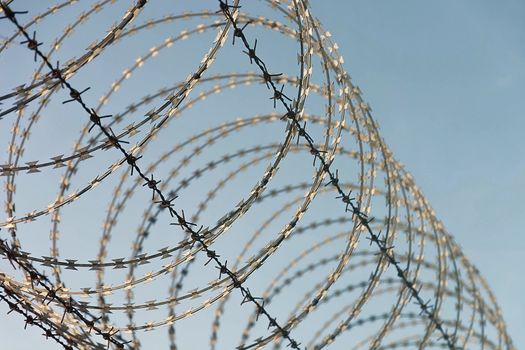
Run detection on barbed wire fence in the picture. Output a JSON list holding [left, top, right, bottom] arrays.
[[0, 1, 515, 349]]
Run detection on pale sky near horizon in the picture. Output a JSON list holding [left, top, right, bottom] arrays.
[[1, 0, 524, 349]]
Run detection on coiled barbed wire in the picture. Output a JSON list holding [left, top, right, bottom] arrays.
[[0, 1, 515, 349]]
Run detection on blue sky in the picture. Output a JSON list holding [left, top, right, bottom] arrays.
[[309, 0, 525, 347]]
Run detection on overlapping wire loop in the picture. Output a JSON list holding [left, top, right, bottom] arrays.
[[0, 0, 515, 349]]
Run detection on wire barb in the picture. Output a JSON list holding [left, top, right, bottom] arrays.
[[20, 31, 42, 61], [62, 87, 90, 104]]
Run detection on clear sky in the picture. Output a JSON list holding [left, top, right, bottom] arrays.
[[0, 0, 523, 349]]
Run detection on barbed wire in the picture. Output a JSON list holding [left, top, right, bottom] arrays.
[[0, 1, 304, 348], [0, 0, 515, 349], [217, 1, 459, 348]]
